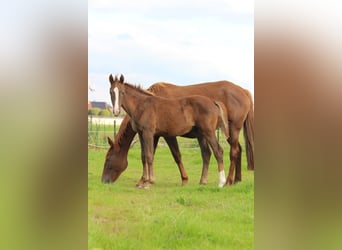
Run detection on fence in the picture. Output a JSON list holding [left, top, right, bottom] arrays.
[[88, 115, 121, 148], [88, 115, 239, 150]]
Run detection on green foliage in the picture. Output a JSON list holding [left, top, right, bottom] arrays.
[[88, 144, 254, 250], [88, 108, 101, 116], [98, 109, 112, 117], [88, 108, 113, 117]]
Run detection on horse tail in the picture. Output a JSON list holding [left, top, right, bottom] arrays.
[[214, 101, 229, 140], [243, 90, 254, 170]]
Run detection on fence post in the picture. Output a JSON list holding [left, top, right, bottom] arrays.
[[103, 120, 106, 145], [90, 114, 93, 131]]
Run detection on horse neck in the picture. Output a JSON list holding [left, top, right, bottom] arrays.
[[121, 85, 149, 117], [114, 115, 137, 153]]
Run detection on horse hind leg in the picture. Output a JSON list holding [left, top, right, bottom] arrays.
[[197, 135, 211, 185], [226, 127, 242, 186], [234, 143, 242, 183], [205, 133, 226, 188], [164, 136, 189, 186]]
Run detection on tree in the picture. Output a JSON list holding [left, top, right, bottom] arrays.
[[99, 109, 112, 117], [88, 108, 101, 116]]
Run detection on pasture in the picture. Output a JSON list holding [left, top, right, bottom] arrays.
[[88, 136, 254, 249]]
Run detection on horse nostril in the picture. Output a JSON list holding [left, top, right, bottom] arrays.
[[102, 176, 110, 183]]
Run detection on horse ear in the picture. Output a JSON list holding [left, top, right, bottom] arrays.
[[109, 74, 114, 85], [107, 136, 114, 146], [120, 74, 124, 83]]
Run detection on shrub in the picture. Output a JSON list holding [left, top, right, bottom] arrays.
[[88, 108, 101, 116], [99, 109, 112, 117]]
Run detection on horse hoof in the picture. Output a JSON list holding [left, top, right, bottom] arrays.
[[218, 170, 226, 188], [181, 179, 188, 186], [225, 179, 233, 187], [199, 180, 207, 185], [136, 182, 144, 188], [218, 182, 225, 188], [143, 183, 152, 190]]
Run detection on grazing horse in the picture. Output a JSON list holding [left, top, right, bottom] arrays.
[[102, 75, 254, 186], [108, 74, 229, 188]]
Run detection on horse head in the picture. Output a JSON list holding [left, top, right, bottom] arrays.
[[109, 74, 125, 116], [101, 137, 128, 183]]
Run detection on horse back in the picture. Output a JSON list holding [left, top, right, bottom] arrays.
[[148, 81, 252, 123]]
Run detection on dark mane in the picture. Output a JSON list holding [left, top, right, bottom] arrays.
[[114, 115, 133, 148]]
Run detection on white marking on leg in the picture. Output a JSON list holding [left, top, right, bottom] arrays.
[[218, 170, 226, 188], [113, 87, 120, 115]]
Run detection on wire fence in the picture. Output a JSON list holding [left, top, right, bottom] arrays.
[[88, 115, 118, 149], [88, 116, 233, 150]]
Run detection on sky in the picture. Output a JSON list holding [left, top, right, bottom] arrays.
[[88, 0, 254, 104]]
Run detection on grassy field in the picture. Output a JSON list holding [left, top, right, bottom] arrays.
[[88, 137, 254, 250]]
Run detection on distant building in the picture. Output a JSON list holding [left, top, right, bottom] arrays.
[[88, 101, 113, 112]]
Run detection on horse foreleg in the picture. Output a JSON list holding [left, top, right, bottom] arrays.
[[164, 136, 189, 186], [136, 132, 148, 188], [197, 136, 211, 185], [205, 133, 225, 187], [153, 136, 160, 154], [142, 132, 155, 189]]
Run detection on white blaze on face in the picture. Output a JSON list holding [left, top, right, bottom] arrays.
[[113, 87, 120, 115]]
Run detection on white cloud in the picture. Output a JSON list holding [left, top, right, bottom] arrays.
[[89, 0, 254, 101], [89, 0, 253, 15]]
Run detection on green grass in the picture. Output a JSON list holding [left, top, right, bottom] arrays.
[[88, 140, 254, 250]]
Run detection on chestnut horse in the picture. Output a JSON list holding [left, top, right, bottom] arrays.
[[107, 74, 229, 188], [102, 75, 254, 186]]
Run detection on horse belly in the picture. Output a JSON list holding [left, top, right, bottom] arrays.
[[156, 111, 193, 136]]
